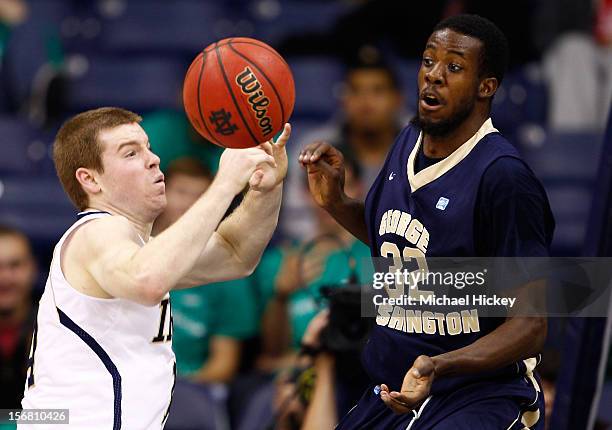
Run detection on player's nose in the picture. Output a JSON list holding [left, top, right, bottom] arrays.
[[146, 148, 161, 169], [425, 64, 444, 86]]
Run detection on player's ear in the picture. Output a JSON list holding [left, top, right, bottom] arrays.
[[75, 167, 102, 195], [479, 77, 498, 100]]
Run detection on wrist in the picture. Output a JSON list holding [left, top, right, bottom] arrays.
[[250, 181, 284, 195], [299, 342, 321, 357], [430, 354, 448, 377], [323, 190, 349, 213], [210, 176, 242, 197]]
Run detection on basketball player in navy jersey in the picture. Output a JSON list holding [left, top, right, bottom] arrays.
[[299, 15, 553, 429]]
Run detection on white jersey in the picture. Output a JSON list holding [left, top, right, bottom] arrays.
[[21, 211, 175, 430]]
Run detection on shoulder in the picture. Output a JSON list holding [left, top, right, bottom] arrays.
[[482, 156, 543, 194], [72, 215, 141, 256]]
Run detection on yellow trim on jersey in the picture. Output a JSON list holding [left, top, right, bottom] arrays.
[[406, 118, 498, 192]]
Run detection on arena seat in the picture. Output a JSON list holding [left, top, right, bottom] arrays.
[[288, 57, 343, 119], [519, 131, 603, 255], [0, 175, 75, 243], [492, 64, 547, 135], [63, 55, 187, 113], [3, 0, 72, 105], [97, 0, 233, 55], [164, 380, 230, 430], [0, 116, 54, 175], [394, 59, 421, 111], [250, 0, 355, 45]]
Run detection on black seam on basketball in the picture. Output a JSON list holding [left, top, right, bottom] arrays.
[[208, 39, 290, 69], [215, 42, 259, 146], [228, 41, 287, 127], [230, 41, 290, 68], [196, 50, 222, 146]]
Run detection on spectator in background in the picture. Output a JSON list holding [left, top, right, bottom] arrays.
[[141, 109, 223, 174], [0, 0, 27, 59], [152, 158, 258, 383], [283, 59, 404, 240], [258, 158, 370, 368], [153, 158, 259, 430], [534, 0, 612, 130], [0, 0, 27, 112], [233, 158, 371, 430], [0, 225, 37, 410]]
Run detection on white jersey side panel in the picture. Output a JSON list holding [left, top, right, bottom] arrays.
[[20, 212, 175, 430]]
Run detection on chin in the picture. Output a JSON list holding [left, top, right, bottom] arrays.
[[146, 196, 167, 220]]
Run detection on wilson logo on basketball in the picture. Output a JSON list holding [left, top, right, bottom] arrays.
[[235, 67, 273, 137]]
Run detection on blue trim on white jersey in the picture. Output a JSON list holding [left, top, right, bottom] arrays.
[[57, 307, 122, 430], [77, 211, 111, 219]]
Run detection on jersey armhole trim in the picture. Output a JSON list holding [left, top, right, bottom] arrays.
[[57, 307, 122, 430]]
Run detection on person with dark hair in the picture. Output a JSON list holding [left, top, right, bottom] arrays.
[[299, 14, 553, 428], [150, 158, 259, 430], [0, 225, 36, 411], [283, 58, 404, 240]]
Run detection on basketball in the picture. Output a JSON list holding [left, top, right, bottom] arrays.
[[183, 37, 295, 149]]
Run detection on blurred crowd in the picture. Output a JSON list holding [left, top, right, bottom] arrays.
[[0, 0, 611, 429]]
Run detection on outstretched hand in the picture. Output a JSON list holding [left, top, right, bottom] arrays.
[[249, 123, 291, 192], [379, 355, 435, 414], [298, 141, 346, 209]]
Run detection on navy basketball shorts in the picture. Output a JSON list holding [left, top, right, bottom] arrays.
[[335, 375, 544, 430]]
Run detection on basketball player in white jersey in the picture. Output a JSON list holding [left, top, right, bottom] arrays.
[[20, 107, 291, 429]]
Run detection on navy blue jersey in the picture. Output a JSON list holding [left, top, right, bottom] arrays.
[[362, 119, 552, 394]]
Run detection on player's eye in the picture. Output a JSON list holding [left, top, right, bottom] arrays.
[[422, 58, 434, 67], [125, 151, 136, 158], [449, 63, 462, 73]]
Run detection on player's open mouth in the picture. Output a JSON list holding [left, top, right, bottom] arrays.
[[420, 91, 444, 111], [423, 95, 441, 106]]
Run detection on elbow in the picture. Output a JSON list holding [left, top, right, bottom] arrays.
[[242, 260, 258, 277], [133, 272, 168, 306], [238, 253, 262, 278], [526, 317, 547, 356]]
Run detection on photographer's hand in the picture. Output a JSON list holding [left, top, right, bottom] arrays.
[[301, 308, 330, 350]]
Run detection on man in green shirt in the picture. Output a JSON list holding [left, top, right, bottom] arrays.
[[256, 156, 372, 363], [152, 158, 259, 382]]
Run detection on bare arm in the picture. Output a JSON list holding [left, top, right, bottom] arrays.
[[298, 142, 369, 245], [177, 124, 291, 286], [381, 283, 547, 413], [191, 336, 242, 384], [433, 318, 546, 375], [79, 147, 276, 306], [301, 354, 337, 430], [261, 294, 292, 356]]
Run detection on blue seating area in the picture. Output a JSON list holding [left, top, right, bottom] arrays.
[[518, 132, 603, 255], [63, 54, 187, 113], [288, 57, 344, 118], [97, 0, 234, 55], [492, 64, 548, 135], [249, 0, 355, 46], [0, 116, 52, 175], [0, 0, 605, 260]]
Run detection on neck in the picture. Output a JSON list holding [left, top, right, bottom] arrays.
[[0, 299, 30, 327], [348, 126, 396, 164], [151, 214, 171, 237], [85, 202, 154, 242], [423, 112, 489, 158]]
